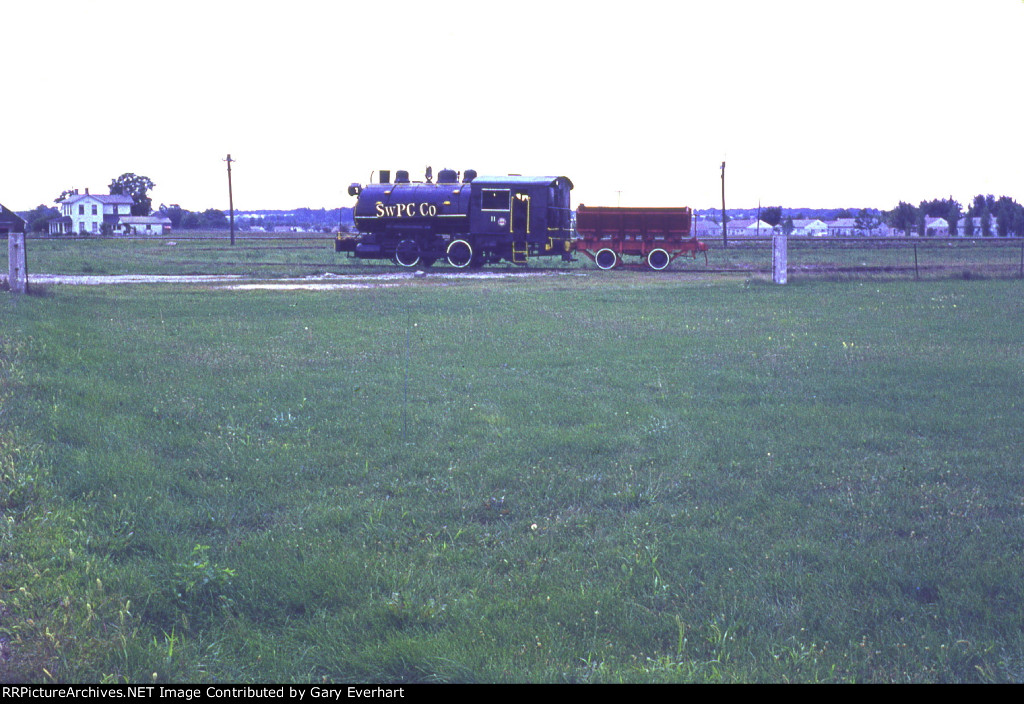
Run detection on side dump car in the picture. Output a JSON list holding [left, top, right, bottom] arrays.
[[574, 205, 708, 270]]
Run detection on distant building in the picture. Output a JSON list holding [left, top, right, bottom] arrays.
[[1, 202, 26, 235], [118, 216, 172, 236], [924, 216, 949, 237], [827, 218, 857, 236], [957, 215, 999, 236], [726, 218, 773, 237], [50, 189, 133, 234], [826, 217, 889, 236], [694, 219, 723, 238], [791, 218, 828, 236]]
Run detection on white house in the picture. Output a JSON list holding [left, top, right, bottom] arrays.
[[694, 219, 723, 238], [726, 218, 773, 237], [826, 217, 890, 236], [957, 215, 999, 237], [924, 216, 949, 237], [49, 189, 134, 234], [791, 218, 828, 236]]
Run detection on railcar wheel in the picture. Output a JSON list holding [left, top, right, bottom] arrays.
[[647, 248, 670, 271], [446, 239, 474, 268], [595, 248, 618, 270], [395, 240, 421, 268]]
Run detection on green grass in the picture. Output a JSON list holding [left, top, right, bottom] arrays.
[[2, 272, 1023, 682], [5, 235, 1023, 279]]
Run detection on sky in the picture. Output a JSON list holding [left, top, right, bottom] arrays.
[[2, 0, 1021, 213]]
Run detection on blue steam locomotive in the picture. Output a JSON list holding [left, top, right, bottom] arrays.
[[335, 168, 574, 267]]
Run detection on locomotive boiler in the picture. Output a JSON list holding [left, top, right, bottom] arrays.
[[335, 168, 575, 268]]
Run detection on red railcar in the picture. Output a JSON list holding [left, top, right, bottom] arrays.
[[574, 205, 708, 270]]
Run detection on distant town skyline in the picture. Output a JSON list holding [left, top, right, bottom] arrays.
[[3, 1, 1021, 212]]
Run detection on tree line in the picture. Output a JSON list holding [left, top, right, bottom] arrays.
[[18, 170, 1024, 237], [885, 195, 1024, 237], [750, 195, 1024, 237], [15, 172, 347, 233]]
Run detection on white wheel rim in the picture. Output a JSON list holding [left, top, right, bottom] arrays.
[[447, 239, 473, 268], [648, 248, 669, 270], [595, 248, 617, 270], [395, 240, 421, 267]]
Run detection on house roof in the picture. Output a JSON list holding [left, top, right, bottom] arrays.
[[1, 202, 27, 232], [119, 216, 171, 224], [727, 219, 772, 230], [63, 193, 134, 205]]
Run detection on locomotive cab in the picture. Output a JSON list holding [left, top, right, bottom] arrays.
[[467, 175, 574, 264]]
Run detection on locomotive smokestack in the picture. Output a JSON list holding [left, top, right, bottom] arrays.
[[380, 170, 391, 184]]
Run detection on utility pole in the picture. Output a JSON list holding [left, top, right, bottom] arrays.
[[224, 154, 236, 245], [720, 161, 728, 248]]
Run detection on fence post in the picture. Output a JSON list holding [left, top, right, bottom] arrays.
[[772, 233, 788, 284], [7, 231, 28, 294]]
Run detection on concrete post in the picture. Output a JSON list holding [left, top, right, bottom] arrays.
[[8, 231, 28, 293], [772, 233, 788, 285]]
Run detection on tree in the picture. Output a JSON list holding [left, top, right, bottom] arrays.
[[109, 173, 155, 216], [885, 201, 918, 236], [54, 189, 79, 205], [180, 211, 203, 229], [978, 197, 993, 237], [963, 213, 974, 237], [760, 206, 783, 227], [994, 196, 1018, 238], [918, 198, 960, 237], [854, 208, 881, 236], [22, 204, 60, 233], [157, 204, 187, 228], [1013, 207, 1024, 239], [200, 209, 229, 229]]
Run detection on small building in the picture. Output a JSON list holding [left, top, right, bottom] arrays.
[[827, 218, 857, 236], [694, 219, 723, 238], [726, 218, 773, 237], [118, 216, 172, 236], [924, 216, 949, 237], [1, 202, 26, 236], [791, 218, 828, 237], [957, 215, 999, 237], [827, 217, 890, 236], [50, 189, 134, 235]]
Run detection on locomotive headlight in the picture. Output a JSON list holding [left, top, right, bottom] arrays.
[[348, 183, 362, 197]]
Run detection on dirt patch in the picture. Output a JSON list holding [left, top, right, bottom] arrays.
[[29, 274, 248, 286], [26, 270, 586, 290]]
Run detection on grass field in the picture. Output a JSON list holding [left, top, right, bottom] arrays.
[[2, 251, 1023, 682], [4, 234, 1024, 279]]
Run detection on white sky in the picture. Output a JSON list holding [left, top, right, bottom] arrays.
[[2, 0, 1021, 212]]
